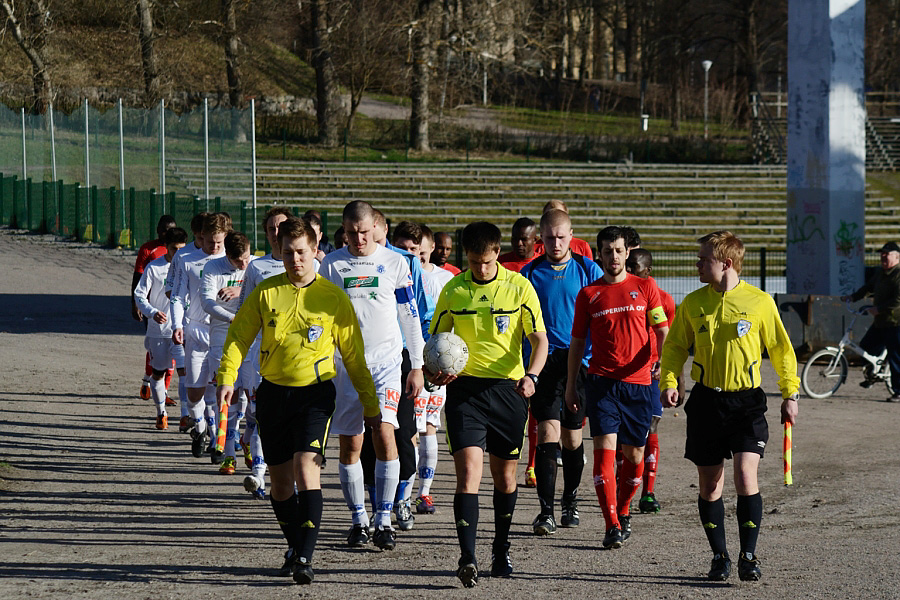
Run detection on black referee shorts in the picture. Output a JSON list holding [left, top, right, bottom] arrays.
[[530, 347, 587, 430], [255, 378, 335, 467], [684, 383, 769, 466], [445, 376, 528, 460]]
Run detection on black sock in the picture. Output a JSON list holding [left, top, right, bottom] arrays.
[[535, 442, 558, 516], [697, 496, 728, 555], [561, 443, 584, 502], [492, 488, 518, 554], [454, 493, 479, 566], [271, 493, 300, 550], [296, 489, 324, 562], [736, 493, 763, 557]]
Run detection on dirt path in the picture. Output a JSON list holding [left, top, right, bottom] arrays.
[[1, 228, 898, 599]]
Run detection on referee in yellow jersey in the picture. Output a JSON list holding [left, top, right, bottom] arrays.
[[428, 221, 548, 588], [216, 217, 378, 585], [659, 231, 799, 583]]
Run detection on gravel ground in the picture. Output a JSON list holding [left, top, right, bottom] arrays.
[[1, 227, 899, 599]]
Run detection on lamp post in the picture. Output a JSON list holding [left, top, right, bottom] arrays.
[[702, 60, 713, 139]]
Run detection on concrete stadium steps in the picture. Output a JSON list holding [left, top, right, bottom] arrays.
[[165, 159, 900, 251]]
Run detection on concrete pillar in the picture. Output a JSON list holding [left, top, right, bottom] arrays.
[[786, 0, 866, 295]]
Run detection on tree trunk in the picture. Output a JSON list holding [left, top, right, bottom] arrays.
[[410, 0, 436, 152], [222, 0, 247, 142], [2, 0, 52, 114], [311, 0, 340, 147], [137, 0, 160, 106]]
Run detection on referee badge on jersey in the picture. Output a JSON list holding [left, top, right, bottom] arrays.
[[736, 319, 752, 338], [308, 325, 324, 343], [495, 315, 510, 333]]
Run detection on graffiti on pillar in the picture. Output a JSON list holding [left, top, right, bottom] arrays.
[[834, 219, 863, 259], [838, 259, 857, 296], [787, 214, 824, 245]]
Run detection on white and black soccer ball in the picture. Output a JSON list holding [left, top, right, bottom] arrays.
[[423, 332, 469, 376]]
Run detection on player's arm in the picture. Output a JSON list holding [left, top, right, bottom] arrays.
[[201, 270, 236, 323], [169, 261, 188, 343], [130, 271, 144, 321], [333, 294, 381, 425], [409, 258, 434, 339], [395, 273, 425, 399], [659, 302, 692, 407], [760, 295, 800, 423], [516, 281, 548, 398], [237, 264, 259, 309], [217, 287, 264, 389], [134, 268, 166, 324]]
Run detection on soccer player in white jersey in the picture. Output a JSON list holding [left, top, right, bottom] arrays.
[[171, 213, 229, 462], [237, 206, 293, 499], [319, 200, 425, 551], [202, 231, 254, 474], [411, 225, 454, 514], [166, 212, 208, 432], [134, 227, 189, 430]]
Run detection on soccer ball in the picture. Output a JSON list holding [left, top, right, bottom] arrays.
[[423, 332, 469, 376]]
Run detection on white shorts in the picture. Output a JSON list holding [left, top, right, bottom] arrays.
[[208, 328, 256, 389], [145, 337, 185, 371], [184, 323, 211, 388], [415, 385, 446, 432], [331, 354, 402, 436]]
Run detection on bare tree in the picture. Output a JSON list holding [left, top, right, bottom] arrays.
[[310, 0, 340, 146], [410, 0, 437, 151], [1, 0, 52, 113], [137, 0, 160, 105]]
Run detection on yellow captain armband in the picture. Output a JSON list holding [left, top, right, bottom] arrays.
[[648, 305, 667, 325]]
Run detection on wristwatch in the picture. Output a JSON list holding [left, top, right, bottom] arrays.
[[787, 393, 799, 403], [525, 373, 539, 386]]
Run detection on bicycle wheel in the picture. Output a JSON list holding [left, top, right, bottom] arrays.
[[801, 349, 848, 399]]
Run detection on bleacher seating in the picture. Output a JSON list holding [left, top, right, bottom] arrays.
[[166, 159, 899, 251]]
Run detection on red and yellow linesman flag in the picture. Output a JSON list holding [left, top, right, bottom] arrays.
[[783, 421, 793, 486], [215, 395, 228, 454]]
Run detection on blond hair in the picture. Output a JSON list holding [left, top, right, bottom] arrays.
[[698, 230, 745, 274]]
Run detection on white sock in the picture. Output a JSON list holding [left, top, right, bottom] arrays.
[[225, 403, 241, 459], [375, 458, 400, 529], [150, 377, 167, 416], [178, 376, 188, 418], [418, 434, 438, 497], [339, 461, 368, 527], [189, 397, 205, 432]]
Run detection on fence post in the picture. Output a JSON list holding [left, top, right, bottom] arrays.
[[11, 176, 18, 229], [74, 186, 82, 241], [91, 186, 100, 244], [129, 188, 136, 250], [760, 247, 767, 292], [57, 180, 65, 235], [215, 196, 221, 213], [25, 178, 33, 231], [149, 189, 158, 243], [193, 196, 200, 219], [109, 187, 117, 246], [41, 180, 50, 233]]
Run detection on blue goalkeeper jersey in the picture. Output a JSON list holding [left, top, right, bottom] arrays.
[[523, 253, 603, 365]]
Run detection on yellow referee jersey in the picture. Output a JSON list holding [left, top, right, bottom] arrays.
[[217, 273, 379, 417], [659, 280, 799, 399], [430, 265, 545, 380]]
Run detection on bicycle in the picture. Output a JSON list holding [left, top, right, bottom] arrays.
[[800, 304, 895, 399]]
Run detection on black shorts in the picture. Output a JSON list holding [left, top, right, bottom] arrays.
[[445, 376, 528, 460], [530, 347, 587, 430], [684, 383, 769, 466], [255, 378, 336, 467]]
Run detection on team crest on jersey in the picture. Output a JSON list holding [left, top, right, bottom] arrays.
[[377, 264, 385, 274], [308, 325, 324, 342], [630, 291, 639, 299], [495, 315, 510, 333], [737, 319, 752, 337]]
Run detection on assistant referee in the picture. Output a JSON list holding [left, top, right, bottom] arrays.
[[428, 221, 548, 588], [216, 217, 378, 585]]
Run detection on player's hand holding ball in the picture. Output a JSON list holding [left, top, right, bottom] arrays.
[[423, 332, 468, 387]]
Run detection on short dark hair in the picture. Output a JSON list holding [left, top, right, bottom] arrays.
[[626, 248, 652, 273], [420, 224, 434, 244], [304, 212, 323, 231], [156, 215, 176, 238], [462, 221, 502, 254], [343, 200, 376, 224], [190, 212, 210, 235], [263, 206, 294, 231], [224, 231, 251, 259], [597, 226, 625, 247], [277, 217, 317, 248], [393, 221, 423, 245], [621, 226, 641, 249], [512, 217, 536, 233], [164, 227, 188, 246]]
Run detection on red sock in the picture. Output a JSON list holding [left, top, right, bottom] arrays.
[[642, 433, 659, 496], [164, 368, 173, 390], [616, 456, 644, 517], [527, 410, 538, 469], [593, 448, 619, 530], [144, 352, 153, 378]]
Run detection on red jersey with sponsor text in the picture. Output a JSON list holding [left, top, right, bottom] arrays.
[[572, 273, 666, 384]]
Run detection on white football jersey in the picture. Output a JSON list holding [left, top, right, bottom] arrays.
[[171, 250, 225, 328], [201, 254, 251, 341], [320, 244, 423, 368], [134, 255, 174, 338], [422, 264, 455, 306], [166, 242, 203, 296]]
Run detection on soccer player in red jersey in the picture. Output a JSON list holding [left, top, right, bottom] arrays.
[[432, 231, 461, 274], [566, 226, 669, 549], [498, 218, 538, 272]]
